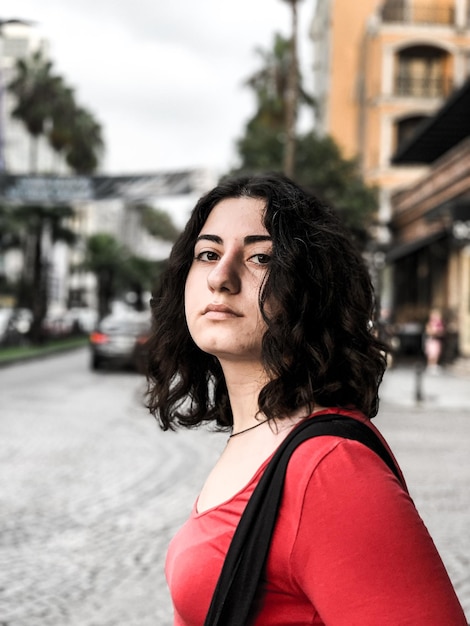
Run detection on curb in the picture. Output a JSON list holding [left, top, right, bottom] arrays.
[[0, 340, 88, 369]]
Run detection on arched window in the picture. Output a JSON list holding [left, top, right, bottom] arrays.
[[395, 45, 450, 97]]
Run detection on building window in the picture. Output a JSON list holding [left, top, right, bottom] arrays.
[[394, 114, 429, 151], [395, 45, 450, 97], [381, 1, 454, 25]]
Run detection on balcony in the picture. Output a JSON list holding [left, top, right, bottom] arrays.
[[394, 75, 452, 98], [381, 2, 454, 26]]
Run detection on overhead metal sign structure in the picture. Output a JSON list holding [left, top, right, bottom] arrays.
[[0, 170, 209, 205]]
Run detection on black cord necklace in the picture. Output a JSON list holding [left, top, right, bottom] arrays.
[[228, 418, 269, 440]]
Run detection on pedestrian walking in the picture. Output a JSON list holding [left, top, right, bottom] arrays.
[[146, 173, 466, 625], [424, 308, 446, 372]]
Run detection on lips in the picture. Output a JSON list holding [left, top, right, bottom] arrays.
[[203, 303, 242, 317]]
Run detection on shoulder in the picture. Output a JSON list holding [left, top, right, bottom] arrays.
[[281, 410, 405, 508], [285, 409, 390, 474], [280, 425, 467, 625]]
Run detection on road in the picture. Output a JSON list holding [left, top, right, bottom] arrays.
[[377, 365, 470, 621], [0, 349, 226, 626], [0, 350, 469, 624]]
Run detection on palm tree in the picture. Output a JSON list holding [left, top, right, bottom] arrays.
[[8, 51, 104, 175], [13, 204, 76, 343], [139, 204, 180, 242], [280, 0, 303, 177], [7, 51, 104, 341], [246, 35, 292, 131], [0, 18, 36, 171], [245, 31, 313, 135], [8, 49, 59, 172], [47, 80, 76, 169], [237, 31, 313, 174], [65, 106, 104, 174], [83, 234, 128, 320], [0, 204, 22, 251]]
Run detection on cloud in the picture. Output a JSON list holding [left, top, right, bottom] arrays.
[[2, 0, 313, 175]]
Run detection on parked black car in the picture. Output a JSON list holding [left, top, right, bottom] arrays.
[[89, 311, 151, 371]]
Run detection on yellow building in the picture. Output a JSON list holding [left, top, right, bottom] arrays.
[[390, 79, 470, 357], [311, 0, 470, 231]]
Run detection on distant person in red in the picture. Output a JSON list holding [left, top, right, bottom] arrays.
[[146, 174, 467, 625], [425, 308, 446, 372]]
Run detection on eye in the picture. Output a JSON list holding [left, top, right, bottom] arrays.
[[195, 250, 219, 262], [250, 253, 271, 265]]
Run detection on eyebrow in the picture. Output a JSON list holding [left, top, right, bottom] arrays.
[[195, 234, 272, 245]]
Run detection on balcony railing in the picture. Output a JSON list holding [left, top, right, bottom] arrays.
[[394, 75, 451, 98], [382, 3, 455, 25]]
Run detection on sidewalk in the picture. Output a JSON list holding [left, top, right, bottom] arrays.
[[379, 361, 470, 409], [0, 336, 88, 368]]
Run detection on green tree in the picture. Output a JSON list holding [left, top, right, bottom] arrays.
[[8, 50, 104, 174], [230, 34, 377, 244], [6, 50, 104, 340], [64, 106, 104, 174], [0, 204, 22, 251], [82, 233, 169, 319], [8, 50, 58, 172], [82, 203, 180, 318], [295, 133, 378, 242], [244, 33, 314, 141], [83, 234, 127, 321], [118, 255, 157, 312], [280, 0, 304, 176], [236, 32, 310, 173], [13, 204, 76, 343], [1, 203, 76, 341], [47, 81, 76, 168], [140, 205, 180, 242]]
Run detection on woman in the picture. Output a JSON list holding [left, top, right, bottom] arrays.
[[146, 173, 466, 625], [424, 308, 446, 371]]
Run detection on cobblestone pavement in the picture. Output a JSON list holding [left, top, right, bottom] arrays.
[[0, 349, 226, 626], [0, 351, 469, 624], [378, 365, 470, 620]]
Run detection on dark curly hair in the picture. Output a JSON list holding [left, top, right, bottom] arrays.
[[146, 172, 387, 430]]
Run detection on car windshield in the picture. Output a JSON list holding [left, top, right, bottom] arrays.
[[99, 316, 149, 335]]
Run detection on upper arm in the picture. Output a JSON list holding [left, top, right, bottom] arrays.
[[290, 440, 466, 625]]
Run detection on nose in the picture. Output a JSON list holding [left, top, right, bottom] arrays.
[[207, 252, 241, 293]]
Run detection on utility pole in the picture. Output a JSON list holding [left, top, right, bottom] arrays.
[[281, 0, 302, 178]]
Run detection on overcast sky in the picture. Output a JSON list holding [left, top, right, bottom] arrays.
[[2, 0, 316, 178]]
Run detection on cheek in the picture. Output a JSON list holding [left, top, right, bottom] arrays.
[[184, 278, 195, 325], [184, 270, 205, 341]]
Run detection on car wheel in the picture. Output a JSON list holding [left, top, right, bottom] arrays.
[[91, 354, 103, 370]]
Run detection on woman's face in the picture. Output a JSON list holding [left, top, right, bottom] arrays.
[[184, 196, 271, 366]]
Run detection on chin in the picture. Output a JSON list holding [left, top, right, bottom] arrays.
[[203, 345, 263, 364], [191, 330, 263, 363]]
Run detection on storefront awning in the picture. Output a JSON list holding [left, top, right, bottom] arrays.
[[386, 230, 447, 262], [391, 79, 470, 164]]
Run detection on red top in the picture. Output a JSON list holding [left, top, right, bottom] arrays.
[[165, 408, 466, 625]]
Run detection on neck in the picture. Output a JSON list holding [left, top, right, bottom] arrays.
[[220, 360, 269, 431], [228, 417, 269, 439]]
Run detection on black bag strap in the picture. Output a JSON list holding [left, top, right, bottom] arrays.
[[204, 414, 404, 626]]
